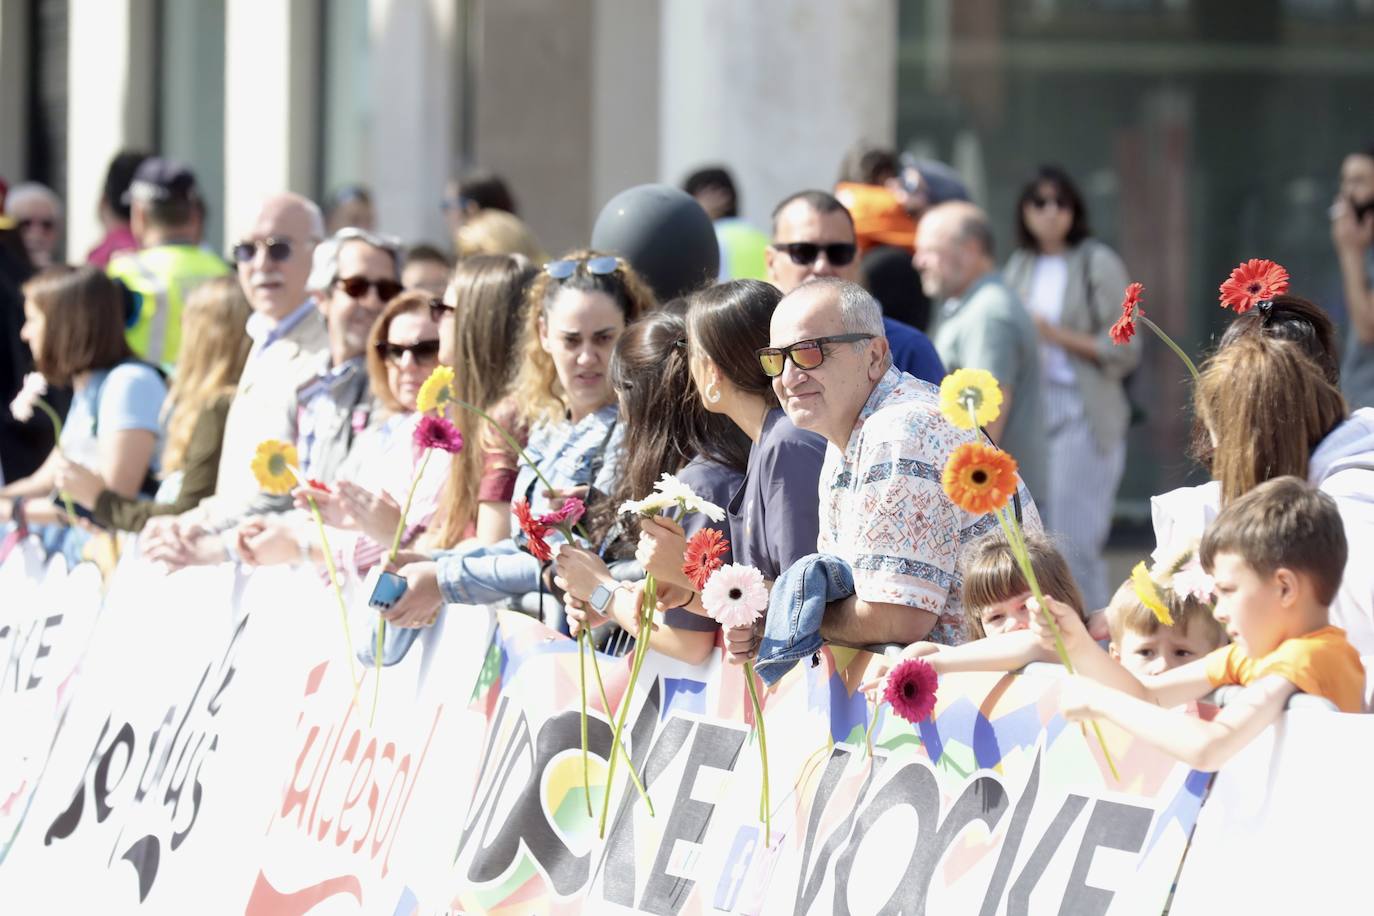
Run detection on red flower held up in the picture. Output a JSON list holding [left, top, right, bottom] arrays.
[[1219, 259, 1289, 314], [883, 658, 939, 724], [305, 478, 331, 493], [1110, 282, 1144, 345], [514, 499, 553, 562], [682, 528, 730, 591]]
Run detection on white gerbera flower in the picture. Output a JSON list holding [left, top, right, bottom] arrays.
[[9, 372, 48, 423], [653, 472, 726, 521]]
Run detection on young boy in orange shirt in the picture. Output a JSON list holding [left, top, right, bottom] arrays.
[[1032, 476, 1365, 772]]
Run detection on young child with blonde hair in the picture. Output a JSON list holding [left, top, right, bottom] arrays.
[[1107, 546, 1229, 678]]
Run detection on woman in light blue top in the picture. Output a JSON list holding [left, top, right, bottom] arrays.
[[375, 251, 655, 633], [0, 267, 166, 559]]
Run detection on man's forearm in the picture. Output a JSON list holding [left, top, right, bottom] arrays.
[[820, 595, 936, 647]]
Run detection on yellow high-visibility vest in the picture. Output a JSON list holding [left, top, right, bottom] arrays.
[[108, 244, 232, 372]]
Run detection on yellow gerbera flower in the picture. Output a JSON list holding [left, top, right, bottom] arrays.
[[251, 439, 299, 495], [938, 368, 1003, 430], [1131, 561, 1175, 627], [416, 365, 456, 416]]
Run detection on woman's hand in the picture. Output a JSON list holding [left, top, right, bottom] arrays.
[[293, 486, 354, 529], [564, 593, 609, 638], [335, 480, 403, 544], [381, 561, 444, 628], [52, 455, 105, 509], [635, 516, 693, 591], [235, 517, 305, 567], [553, 544, 614, 603]]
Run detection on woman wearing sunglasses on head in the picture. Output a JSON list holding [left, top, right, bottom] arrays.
[[630, 280, 829, 664], [372, 251, 655, 634], [1001, 165, 1139, 611], [235, 289, 452, 574], [555, 305, 750, 664]]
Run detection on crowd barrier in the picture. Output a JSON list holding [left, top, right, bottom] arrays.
[[0, 539, 1370, 914]]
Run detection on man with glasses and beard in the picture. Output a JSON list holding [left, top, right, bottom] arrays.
[[142, 193, 329, 567], [915, 201, 1047, 504], [765, 190, 944, 384], [757, 278, 1039, 654]]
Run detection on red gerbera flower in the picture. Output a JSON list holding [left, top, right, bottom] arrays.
[[883, 658, 939, 724], [305, 478, 331, 493], [1218, 259, 1290, 314], [413, 415, 465, 454], [514, 499, 553, 562], [1110, 282, 1145, 345], [682, 528, 730, 591]]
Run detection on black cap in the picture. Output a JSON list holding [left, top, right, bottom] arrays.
[[591, 184, 719, 301], [125, 157, 200, 204]]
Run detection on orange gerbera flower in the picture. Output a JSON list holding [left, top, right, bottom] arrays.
[[941, 442, 1019, 515]]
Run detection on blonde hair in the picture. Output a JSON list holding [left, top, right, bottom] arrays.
[[505, 249, 657, 427], [364, 289, 437, 416], [454, 209, 546, 261], [428, 255, 538, 549], [161, 277, 251, 472], [960, 530, 1085, 639], [1106, 578, 1227, 651], [1194, 335, 1347, 506]]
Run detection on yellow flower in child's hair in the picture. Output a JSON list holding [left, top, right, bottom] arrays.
[[938, 368, 1003, 430], [415, 365, 456, 415], [941, 442, 1018, 515], [251, 439, 299, 495], [1131, 561, 1175, 627]]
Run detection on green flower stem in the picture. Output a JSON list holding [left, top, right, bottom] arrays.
[[863, 692, 879, 758], [598, 572, 658, 837], [1138, 315, 1200, 382], [585, 625, 652, 815], [744, 660, 771, 847], [304, 494, 357, 688], [993, 506, 1120, 782], [34, 399, 77, 523], [579, 627, 592, 817]]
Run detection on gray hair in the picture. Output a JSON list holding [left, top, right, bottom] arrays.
[[5, 182, 62, 219], [307, 226, 404, 292], [795, 277, 891, 370]]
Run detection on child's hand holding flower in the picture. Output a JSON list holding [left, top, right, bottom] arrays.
[[52, 455, 104, 509], [1058, 675, 1104, 723], [1026, 594, 1092, 656]]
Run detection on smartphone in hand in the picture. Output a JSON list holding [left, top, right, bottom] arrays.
[[368, 570, 409, 611]]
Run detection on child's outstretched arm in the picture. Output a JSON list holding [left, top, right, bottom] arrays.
[[922, 630, 1054, 674], [1061, 673, 1297, 772]]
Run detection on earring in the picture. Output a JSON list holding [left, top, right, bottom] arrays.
[[705, 380, 721, 404]]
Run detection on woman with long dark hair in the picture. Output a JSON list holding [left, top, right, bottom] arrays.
[[555, 305, 751, 663], [1003, 165, 1139, 610]]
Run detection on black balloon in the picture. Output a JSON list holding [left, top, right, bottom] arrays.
[[591, 184, 719, 302]]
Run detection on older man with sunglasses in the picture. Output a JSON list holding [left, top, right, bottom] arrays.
[[142, 194, 330, 566], [749, 277, 1039, 656], [766, 190, 944, 385]]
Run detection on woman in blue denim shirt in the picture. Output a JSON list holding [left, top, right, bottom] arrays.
[[555, 305, 750, 664], [377, 251, 655, 631]]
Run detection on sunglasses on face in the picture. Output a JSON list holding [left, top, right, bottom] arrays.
[[18, 217, 56, 233], [428, 298, 456, 324], [545, 255, 621, 280], [376, 339, 442, 364], [756, 333, 874, 377], [770, 241, 858, 267], [232, 237, 294, 263], [336, 275, 403, 302], [1029, 195, 1066, 211]]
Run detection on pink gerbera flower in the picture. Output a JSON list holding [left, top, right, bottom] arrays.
[[413, 415, 465, 454], [701, 564, 769, 629], [539, 496, 585, 529], [883, 658, 939, 724]]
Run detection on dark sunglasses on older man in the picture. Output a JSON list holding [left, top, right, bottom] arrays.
[[376, 339, 441, 364], [337, 275, 403, 302], [771, 241, 857, 267], [232, 237, 294, 263], [545, 255, 620, 280], [756, 333, 874, 377]]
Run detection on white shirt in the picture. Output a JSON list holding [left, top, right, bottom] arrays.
[[1025, 254, 1075, 385]]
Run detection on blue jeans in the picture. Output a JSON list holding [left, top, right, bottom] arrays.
[[754, 553, 855, 687]]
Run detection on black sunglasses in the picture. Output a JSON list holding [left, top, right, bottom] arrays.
[[232, 237, 295, 263], [770, 242, 857, 267], [376, 339, 442, 364], [428, 298, 456, 324], [336, 275, 404, 302], [545, 255, 620, 280], [757, 333, 874, 377]]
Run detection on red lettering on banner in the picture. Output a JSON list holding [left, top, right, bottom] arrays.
[[379, 706, 441, 878], [333, 735, 376, 850]]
